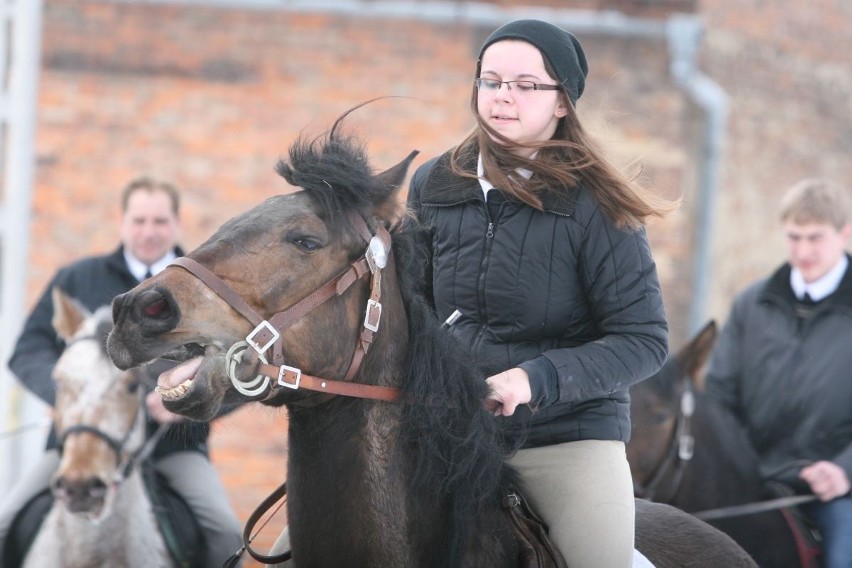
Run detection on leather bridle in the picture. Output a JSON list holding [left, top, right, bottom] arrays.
[[168, 211, 402, 405], [633, 377, 821, 525], [633, 373, 695, 502], [56, 354, 149, 483]]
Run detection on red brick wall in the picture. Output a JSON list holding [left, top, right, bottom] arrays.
[[27, 1, 851, 562], [700, 0, 852, 312]]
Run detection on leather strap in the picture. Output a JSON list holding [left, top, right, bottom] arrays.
[[257, 362, 401, 402], [171, 258, 265, 328], [634, 384, 694, 502], [693, 494, 818, 521], [225, 481, 291, 565], [170, 256, 372, 367], [169, 214, 400, 405]]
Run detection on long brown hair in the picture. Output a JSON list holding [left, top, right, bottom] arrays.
[[450, 56, 677, 230]]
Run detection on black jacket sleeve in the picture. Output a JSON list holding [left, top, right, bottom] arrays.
[[8, 274, 67, 406]]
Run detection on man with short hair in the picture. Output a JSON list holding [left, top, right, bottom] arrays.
[[1, 177, 243, 566], [705, 178, 852, 568]]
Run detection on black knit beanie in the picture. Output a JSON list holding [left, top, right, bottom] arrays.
[[477, 19, 589, 105]]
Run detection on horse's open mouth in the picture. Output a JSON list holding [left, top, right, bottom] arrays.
[[155, 343, 219, 401], [156, 356, 203, 401], [161, 342, 206, 362]]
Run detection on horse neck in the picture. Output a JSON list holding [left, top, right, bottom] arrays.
[[286, 396, 420, 564], [677, 396, 766, 510], [282, 280, 434, 565]]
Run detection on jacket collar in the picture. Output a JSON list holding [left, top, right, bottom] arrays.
[[761, 253, 852, 309], [419, 147, 578, 216]]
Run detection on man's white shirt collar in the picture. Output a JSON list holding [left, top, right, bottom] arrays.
[[124, 249, 177, 281], [790, 254, 848, 302]]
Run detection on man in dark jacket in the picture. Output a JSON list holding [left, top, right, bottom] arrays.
[[705, 178, 852, 568], [0, 177, 242, 566]]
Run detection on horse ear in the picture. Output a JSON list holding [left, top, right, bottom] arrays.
[[373, 150, 419, 222], [678, 320, 717, 392], [51, 287, 91, 342]]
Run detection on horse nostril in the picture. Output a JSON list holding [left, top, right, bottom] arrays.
[[136, 289, 177, 322], [53, 476, 109, 514], [86, 477, 108, 499], [52, 476, 92, 501], [143, 297, 169, 317], [50, 476, 67, 497], [111, 292, 128, 323]]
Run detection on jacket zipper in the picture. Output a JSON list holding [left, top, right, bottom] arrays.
[[472, 211, 495, 355]]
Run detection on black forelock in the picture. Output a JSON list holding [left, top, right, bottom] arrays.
[[274, 106, 387, 223]]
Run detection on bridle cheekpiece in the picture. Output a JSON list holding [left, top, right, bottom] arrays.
[[169, 211, 402, 404]]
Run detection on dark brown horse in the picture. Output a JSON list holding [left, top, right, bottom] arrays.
[[107, 111, 755, 567], [628, 322, 821, 568]]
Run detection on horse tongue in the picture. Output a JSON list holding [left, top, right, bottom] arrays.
[[158, 356, 203, 390]]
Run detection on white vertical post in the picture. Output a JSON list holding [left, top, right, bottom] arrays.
[[0, 0, 46, 496]]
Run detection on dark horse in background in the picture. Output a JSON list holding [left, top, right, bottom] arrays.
[[628, 321, 822, 567], [106, 107, 755, 567]]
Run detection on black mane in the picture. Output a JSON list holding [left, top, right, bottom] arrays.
[[275, 103, 394, 225], [395, 223, 511, 486], [392, 208, 516, 563]]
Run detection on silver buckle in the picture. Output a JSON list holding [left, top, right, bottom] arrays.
[[246, 320, 280, 355], [277, 365, 303, 390], [363, 299, 382, 332]]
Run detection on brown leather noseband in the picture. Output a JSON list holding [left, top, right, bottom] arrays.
[[168, 212, 401, 403]]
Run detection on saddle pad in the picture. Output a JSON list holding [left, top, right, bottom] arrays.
[[142, 464, 206, 568], [2, 488, 53, 567], [765, 481, 822, 568]]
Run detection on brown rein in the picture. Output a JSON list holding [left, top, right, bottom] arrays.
[[168, 212, 402, 404], [634, 380, 822, 523]]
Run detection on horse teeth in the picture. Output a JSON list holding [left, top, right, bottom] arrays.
[[155, 380, 192, 401]]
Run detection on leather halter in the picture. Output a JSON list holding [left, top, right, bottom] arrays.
[[168, 212, 402, 404], [633, 374, 695, 502], [56, 356, 148, 482]]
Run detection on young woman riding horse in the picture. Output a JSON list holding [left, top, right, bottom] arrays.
[[106, 108, 755, 568]]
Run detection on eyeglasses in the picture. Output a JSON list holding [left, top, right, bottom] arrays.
[[474, 78, 561, 94]]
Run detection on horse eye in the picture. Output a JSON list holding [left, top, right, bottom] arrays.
[[127, 381, 140, 394], [653, 412, 670, 426], [291, 237, 322, 252]]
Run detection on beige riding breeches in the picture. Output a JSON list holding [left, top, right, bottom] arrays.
[[507, 439, 635, 568]]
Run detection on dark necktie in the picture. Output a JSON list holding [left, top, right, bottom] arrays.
[[143, 268, 153, 280], [795, 292, 817, 320]]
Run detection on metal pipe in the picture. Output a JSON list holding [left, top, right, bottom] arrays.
[[0, 0, 46, 495], [666, 14, 729, 334]]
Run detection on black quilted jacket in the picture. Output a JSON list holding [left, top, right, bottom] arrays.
[[705, 256, 852, 483], [408, 149, 669, 448]]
